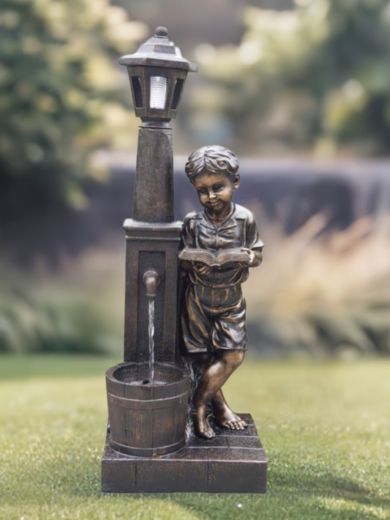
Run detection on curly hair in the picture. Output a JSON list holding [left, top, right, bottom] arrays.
[[185, 145, 239, 183]]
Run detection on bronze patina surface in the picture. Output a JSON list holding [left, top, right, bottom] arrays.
[[101, 28, 268, 494], [179, 145, 264, 440]]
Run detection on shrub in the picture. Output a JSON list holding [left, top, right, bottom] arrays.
[[246, 214, 390, 356], [0, 270, 116, 354], [0, 0, 145, 215]]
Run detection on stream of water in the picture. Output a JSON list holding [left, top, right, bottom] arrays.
[[147, 296, 155, 384]]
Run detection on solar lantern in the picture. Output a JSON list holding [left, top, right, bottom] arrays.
[[119, 26, 197, 123]]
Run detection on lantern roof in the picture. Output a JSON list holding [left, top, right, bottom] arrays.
[[119, 27, 198, 72]]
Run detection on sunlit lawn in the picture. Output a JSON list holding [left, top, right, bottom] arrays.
[[0, 356, 389, 519]]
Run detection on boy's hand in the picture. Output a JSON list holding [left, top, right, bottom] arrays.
[[241, 248, 261, 266]]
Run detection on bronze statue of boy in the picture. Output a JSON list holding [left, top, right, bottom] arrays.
[[179, 145, 263, 439]]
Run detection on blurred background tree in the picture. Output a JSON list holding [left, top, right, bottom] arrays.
[[0, 0, 145, 217], [3, 0, 389, 221], [192, 0, 390, 155]]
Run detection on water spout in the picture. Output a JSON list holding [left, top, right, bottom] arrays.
[[143, 269, 160, 298], [143, 270, 160, 383]]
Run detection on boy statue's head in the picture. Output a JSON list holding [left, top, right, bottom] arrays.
[[185, 145, 240, 217], [185, 145, 239, 184]]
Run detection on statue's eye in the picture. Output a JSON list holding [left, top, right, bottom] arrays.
[[213, 184, 224, 191], [198, 188, 208, 195]]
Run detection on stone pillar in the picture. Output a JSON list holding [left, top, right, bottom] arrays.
[[132, 123, 174, 223], [123, 219, 181, 363], [123, 121, 181, 363]]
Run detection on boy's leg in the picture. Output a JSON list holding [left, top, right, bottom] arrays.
[[193, 350, 245, 439]]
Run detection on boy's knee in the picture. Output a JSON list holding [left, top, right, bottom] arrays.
[[233, 350, 245, 367], [221, 349, 245, 368]]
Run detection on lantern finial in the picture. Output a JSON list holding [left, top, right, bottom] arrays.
[[155, 26, 168, 38]]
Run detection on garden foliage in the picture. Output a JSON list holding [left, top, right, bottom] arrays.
[[246, 213, 390, 356], [194, 0, 390, 155], [0, 0, 145, 215]]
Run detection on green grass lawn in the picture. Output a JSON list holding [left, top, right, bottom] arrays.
[[0, 356, 389, 520]]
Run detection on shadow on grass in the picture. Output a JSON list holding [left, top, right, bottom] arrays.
[[54, 459, 389, 520], [271, 466, 390, 508], [6, 458, 387, 520], [164, 467, 389, 519]]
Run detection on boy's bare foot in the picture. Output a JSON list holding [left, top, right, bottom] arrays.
[[215, 406, 247, 431], [194, 412, 216, 439]]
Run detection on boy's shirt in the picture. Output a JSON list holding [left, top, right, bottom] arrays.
[[181, 203, 263, 289]]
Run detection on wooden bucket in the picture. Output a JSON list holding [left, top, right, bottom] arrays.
[[106, 362, 191, 457]]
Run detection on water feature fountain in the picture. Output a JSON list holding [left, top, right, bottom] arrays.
[[143, 268, 159, 385], [101, 27, 268, 493]]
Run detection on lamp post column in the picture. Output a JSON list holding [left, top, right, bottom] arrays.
[[133, 121, 174, 222], [118, 27, 196, 363]]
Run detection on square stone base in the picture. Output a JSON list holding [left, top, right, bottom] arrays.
[[101, 414, 268, 493]]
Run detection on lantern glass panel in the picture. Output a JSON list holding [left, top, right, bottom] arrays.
[[150, 76, 167, 109], [131, 76, 143, 108], [171, 78, 184, 109]]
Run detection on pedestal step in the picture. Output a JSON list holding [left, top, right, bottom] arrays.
[[101, 414, 268, 493]]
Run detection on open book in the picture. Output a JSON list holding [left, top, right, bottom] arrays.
[[179, 247, 251, 268]]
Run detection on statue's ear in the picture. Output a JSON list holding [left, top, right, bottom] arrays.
[[233, 174, 240, 189]]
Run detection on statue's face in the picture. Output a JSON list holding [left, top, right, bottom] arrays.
[[193, 172, 239, 216]]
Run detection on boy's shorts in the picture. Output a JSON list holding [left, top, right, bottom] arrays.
[[181, 283, 247, 354]]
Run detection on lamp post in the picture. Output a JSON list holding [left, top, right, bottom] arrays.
[[102, 27, 196, 481], [119, 26, 197, 222], [119, 27, 196, 364]]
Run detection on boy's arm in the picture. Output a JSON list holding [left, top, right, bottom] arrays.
[[181, 213, 196, 248], [244, 211, 264, 267], [180, 213, 197, 273]]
